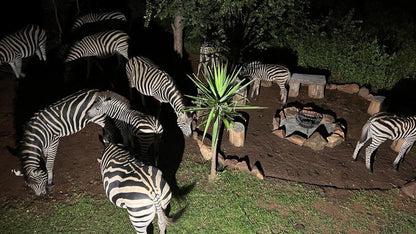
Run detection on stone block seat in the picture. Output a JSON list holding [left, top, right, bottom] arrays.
[[289, 73, 327, 99]]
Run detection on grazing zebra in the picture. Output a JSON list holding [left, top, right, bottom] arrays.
[[98, 131, 172, 233], [125, 56, 193, 137], [197, 42, 220, 77], [71, 11, 127, 31], [0, 24, 47, 78], [65, 30, 129, 62], [18, 89, 105, 196], [239, 61, 291, 105], [352, 112, 416, 172], [18, 89, 160, 196]]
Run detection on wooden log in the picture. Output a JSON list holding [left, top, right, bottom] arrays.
[[288, 81, 300, 97], [308, 84, 325, 99], [391, 139, 413, 153], [367, 95, 385, 115], [229, 122, 245, 147]]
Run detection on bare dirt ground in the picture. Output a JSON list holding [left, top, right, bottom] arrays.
[[1, 52, 416, 209]]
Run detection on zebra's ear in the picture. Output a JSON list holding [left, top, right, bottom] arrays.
[[98, 134, 107, 145], [97, 158, 102, 164]]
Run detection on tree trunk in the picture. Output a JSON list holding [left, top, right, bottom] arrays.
[[208, 132, 219, 181], [52, 0, 62, 44], [171, 15, 183, 58]]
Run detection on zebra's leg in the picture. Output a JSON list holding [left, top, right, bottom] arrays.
[[352, 136, 371, 161], [281, 87, 288, 105], [127, 207, 155, 234], [36, 43, 47, 61], [197, 63, 202, 77], [393, 138, 415, 171], [249, 79, 260, 100], [365, 139, 386, 173], [44, 140, 60, 189], [9, 60, 25, 78]]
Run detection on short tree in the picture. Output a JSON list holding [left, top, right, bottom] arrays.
[[185, 62, 263, 180]]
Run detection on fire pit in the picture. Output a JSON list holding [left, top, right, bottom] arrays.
[[272, 105, 346, 150]]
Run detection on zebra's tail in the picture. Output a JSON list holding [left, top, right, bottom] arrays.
[[155, 201, 173, 233], [155, 198, 186, 233]]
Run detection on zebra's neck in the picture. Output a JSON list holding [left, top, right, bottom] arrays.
[[168, 89, 185, 115]]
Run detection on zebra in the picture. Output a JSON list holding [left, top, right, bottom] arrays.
[[0, 24, 47, 79], [71, 11, 127, 31], [97, 131, 172, 233], [65, 30, 129, 62], [17, 89, 161, 196], [352, 112, 416, 172], [197, 41, 220, 77], [18, 89, 105, 196], [125, 56, 193, 137], [87, 91, 164, 165], [239, 61, 291, 105]]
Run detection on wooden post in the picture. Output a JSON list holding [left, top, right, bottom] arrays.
[[229, 122, 245, 147], [367, 95, 385, 115], [308, 84, 325, 99], [288, 81, 300, 97]]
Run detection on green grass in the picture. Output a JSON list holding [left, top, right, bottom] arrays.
[[1, 153, 415, 233]]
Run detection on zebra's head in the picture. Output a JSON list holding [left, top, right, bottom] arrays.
[[177, 112, 193, 137], [24, 168, 48, 197], [88, 91, 131, 118]]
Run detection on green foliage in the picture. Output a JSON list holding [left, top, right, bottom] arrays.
[[185, 62, 260, 149], [150, 0, 308, 63], [286, 10, 400, 91]]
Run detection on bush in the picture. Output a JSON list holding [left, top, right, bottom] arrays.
[[285, 11, 399, 91]]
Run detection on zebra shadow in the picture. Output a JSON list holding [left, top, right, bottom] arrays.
[[157, 103, 196, 197]]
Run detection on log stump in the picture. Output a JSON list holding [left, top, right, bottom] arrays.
[[367, 95, 385, 115], [229, 122, 245, 147]]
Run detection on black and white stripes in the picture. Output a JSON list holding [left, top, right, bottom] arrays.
[[65, 30, 129, 62], [19, 89, 104, 196], [71, 11, 127, 31], [98, 133, 172, 233], [126, 56, 193, 137], [19, 89, 163, 196], [197, 42, 220, 77], [352, 112, 416, 172], [0, 24, 47, 78], [240, 61, 291, 104]]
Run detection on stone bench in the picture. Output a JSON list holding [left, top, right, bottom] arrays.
[[289, 73, 327, 99]]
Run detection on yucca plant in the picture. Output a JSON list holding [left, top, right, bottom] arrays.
[[185, 62, 263, 180]]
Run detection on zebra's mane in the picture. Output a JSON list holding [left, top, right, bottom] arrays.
[[96, 90, 131, 108]]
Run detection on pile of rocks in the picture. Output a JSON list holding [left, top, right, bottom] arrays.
[[326, 83, 385, 115], [272, 106, 346, 150]]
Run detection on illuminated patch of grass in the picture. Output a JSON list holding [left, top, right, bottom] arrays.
[[1, 152, 415, 233]]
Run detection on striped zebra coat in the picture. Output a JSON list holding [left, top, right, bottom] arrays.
[[352, 112, 416, 172], [125, 56, 193, 137], [65, 30, 129, 62], [197, 42, 220, 77], [87, 91, 164, 166], [0, 24, 47, 78], [240, 61, 291, 105], [71, 11, 127, 31], [19, 89, 105, 196], [98, 133, 172, 233], [19, 89, 161, 196]]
